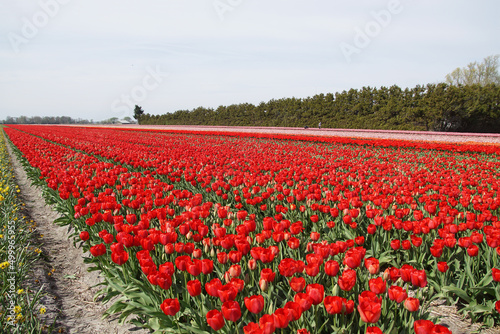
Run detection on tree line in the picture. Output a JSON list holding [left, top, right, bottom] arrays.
[[1, 116, 137, 125], [139, 83, 500, 133], [2, 115, 92, 125]]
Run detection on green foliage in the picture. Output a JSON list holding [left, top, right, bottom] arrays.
[[140, 84, 500, 133], [1, 116, 92, 125], [134, 105, 145, 122], [446, 55, 500, 86]]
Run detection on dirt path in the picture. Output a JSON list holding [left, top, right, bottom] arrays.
[[7, 142, 148, 334]]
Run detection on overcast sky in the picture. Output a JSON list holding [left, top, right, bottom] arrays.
[[1, 0, 498, 121]]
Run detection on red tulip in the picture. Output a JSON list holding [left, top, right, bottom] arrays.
[[294, 293, 313, 312], [324, 260, 340, 277], [388, 285, 407, 303], [367, 224, 377, 234], [221, 300, 241, 322], [186, 260, 201, 276], [306, 283, 324, 305], [338, 269, 357, 291], [367, 326, 384, 334], [410, 269, 427, 288], [229, 277, 244, 292], [458, 237, 472, 248], [243, 322, 262, 334], [467, 244, 479, 257], [430, 245, 443, 258], [343, 248, 363, 269], [437, 262, 449, 273], [201, 259, 214, 275], [273, 308, 289, 329], [400, 264, 414, 283], [345, 299, 355, 314], [79, 231, 89, 241], [288, 237, 300, 249], [187, 279, 201, 297], [156, 273, 172, 290], [259, 314, 276, 334], [323, 296, 345, 314], [368, 277, 386, 295], [217, 251, 228, 264], [228, 264, 241, 278], [284, 301, 302, 321], [206, 309, 225, 331], [305, 262, 320, 277], [244, 295, 264, 314], [402, 240, 411, 250], [493, 268, 500, 282], [260, 268, 276, 282], [390, 239, 400, 250], [364, 257, 380, 275], [495, 300, 500, 313], [357, 291, 382, 324], [290, 276, 306, 292], [217, 284, 238, 302], [90, 243, 106, 257], [413, 320, 435, 334], [431, 325, 452, 333], [160, 298, 180, 316], [205, 278, 222, 297], [404, 297, 419, 312], [111, 250, 129, 265]]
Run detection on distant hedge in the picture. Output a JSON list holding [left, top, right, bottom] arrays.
[[139, 83, 500, 133]]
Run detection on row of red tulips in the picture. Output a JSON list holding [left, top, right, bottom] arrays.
[[5, 125, 500, 333]]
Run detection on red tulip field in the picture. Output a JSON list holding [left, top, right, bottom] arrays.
[[4, 125, 500, 334]]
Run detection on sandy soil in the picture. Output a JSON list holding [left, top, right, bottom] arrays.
[[7, 125, 500, 334]]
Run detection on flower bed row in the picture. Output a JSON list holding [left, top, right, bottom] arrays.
[[4, 124, 500, 333], [0, 128, 49, 333]]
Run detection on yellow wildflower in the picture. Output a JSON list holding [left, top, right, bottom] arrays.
[[14, 306, 21, 314], [0, 261, 9, 269], [17, 289, 24, 295], [40, 307, 46, 314]]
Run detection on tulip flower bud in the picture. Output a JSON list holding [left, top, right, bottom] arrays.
[[224, 271, 231, 283], [248, 259, 257, 270], [186, 231, 193, 240], [383, 268, 390, 281], [210, 248, 216, 258], [229, 264, 241, 278], [259, 278, 268, 292]]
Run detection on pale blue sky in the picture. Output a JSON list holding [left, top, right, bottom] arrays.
[[1, 0, 498, 121]]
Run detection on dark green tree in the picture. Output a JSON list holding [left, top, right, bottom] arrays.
[[133, 105, 144, 122]]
